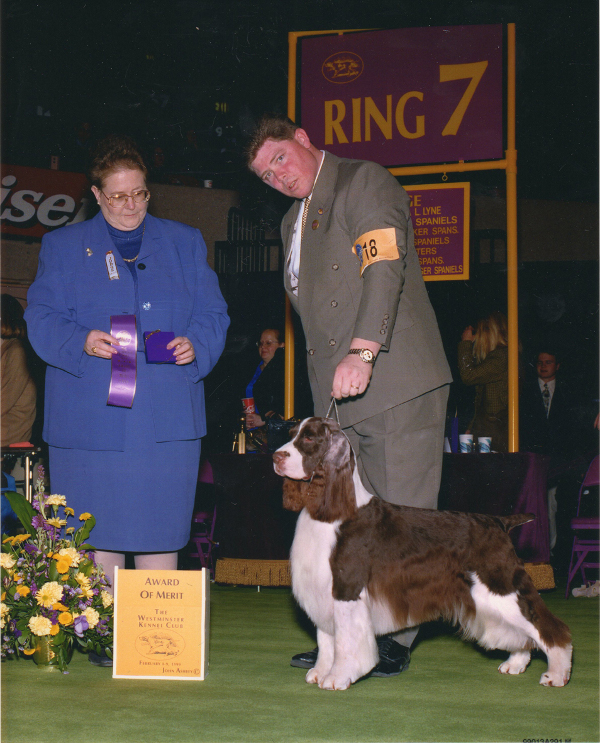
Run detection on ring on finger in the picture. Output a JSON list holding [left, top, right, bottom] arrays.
[[91, 346, 97, 353]]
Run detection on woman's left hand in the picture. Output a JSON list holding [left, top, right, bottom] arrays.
[[167, 336, 195, 365], [246, 412, 265, 429]]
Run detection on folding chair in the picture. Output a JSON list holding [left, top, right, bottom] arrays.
[[565, 455, 599, 598]]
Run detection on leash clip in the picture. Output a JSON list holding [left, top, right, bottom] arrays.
[[326, 397, 340, 425]]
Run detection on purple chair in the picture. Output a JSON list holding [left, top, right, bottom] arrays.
[[189, 505, 218, 579], [565, 455, 599, 598]]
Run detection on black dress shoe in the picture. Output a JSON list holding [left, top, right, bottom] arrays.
[[370, 637, 410, 677], [88, 651, 113, 667], [290, 647, 318, 669]]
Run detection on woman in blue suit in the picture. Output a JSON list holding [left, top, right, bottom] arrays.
[[25, 135, 229, 593]]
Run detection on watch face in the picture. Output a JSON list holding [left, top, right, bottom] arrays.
[[360, 349, 374, 363]]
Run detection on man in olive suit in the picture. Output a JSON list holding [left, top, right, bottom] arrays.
[[247, 114, 451, 676]]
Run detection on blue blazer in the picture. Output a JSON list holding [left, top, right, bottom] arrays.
[[25, 212, 229, 450]]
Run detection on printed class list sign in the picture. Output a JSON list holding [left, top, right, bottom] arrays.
[[405, 183, 470, 281], [113, 568, 209, 680]]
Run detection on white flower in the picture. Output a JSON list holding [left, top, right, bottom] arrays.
[[0, 553, 16, 570], [58, 547, 81, 567], [45, 494, 67, 507], [0, 602, 8, 629], [28, 615, 53, 636], [101, 590, 113, 608], [82, 607, 100, 628]]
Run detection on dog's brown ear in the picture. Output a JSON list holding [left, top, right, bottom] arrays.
[[282, 478, 309, 512], [307, 431, 356, 523]]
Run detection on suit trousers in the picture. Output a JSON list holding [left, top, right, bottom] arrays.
[[343, 383, 449, 649]]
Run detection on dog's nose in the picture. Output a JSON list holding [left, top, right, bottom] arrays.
[[272, 450, 289, 466]]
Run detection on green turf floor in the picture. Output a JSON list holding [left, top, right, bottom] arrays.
[[2, 579, 598, 743]]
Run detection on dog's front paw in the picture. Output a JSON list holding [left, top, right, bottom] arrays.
[[305, 667, 319, 684], [539, 670, 570, 687], [498, 651, 530, 675], [319, 672, 352, 691]]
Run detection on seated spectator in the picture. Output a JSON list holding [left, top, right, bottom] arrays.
[[457, 311, 510, 453], [244, 327, 285, 432], [1, 294, 36, 447]]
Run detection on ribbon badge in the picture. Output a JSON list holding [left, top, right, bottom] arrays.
[[107, 315, 137, 408]]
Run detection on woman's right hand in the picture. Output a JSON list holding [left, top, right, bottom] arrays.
[[246, 412, 265, 429], [84, 330, 120, 359]]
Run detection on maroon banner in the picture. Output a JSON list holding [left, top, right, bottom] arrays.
[[404, 183, 470, 281], [1, 165, 89, 238], [300, 25, 503, 166]]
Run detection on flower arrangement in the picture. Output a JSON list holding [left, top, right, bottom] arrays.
[[1, 467, 113, 672]]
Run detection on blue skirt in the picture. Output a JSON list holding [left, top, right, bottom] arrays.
[[49, 356, 200, 553]]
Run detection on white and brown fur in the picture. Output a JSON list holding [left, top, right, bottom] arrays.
[[273, 417, 572, 691]]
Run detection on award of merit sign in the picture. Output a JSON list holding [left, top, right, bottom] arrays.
[[405, 182, 470, 282], [113, 568, 209, 680]]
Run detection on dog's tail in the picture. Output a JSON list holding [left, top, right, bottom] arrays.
[[496, 513, 536, 532]]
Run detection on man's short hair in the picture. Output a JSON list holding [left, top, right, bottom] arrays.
[[536, 349, 560, 366], [244, 113, 299, 168]]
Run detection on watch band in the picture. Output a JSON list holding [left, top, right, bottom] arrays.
[[348, 348, 375, 365]]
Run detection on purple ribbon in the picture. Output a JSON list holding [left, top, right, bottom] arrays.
[[107, 315, 137, 408]]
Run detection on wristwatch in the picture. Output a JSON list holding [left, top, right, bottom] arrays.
[[348, 348, 375, 365]]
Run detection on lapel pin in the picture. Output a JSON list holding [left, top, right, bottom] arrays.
[[86, 248, 93, 256]]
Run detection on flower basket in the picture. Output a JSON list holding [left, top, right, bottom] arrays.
[[1, 467, 113, 672]]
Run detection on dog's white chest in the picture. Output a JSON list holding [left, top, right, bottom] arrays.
[[290, 510, 338, 631]]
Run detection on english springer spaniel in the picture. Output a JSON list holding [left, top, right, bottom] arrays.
[[273, 417, 572, 691]]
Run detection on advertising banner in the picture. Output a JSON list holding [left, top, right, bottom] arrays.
[[405, 182, 470, 281], [1, 165, 89, 238], [300, 25, 503, 166]]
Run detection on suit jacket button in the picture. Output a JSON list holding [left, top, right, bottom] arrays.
[[138, 263, 146, 270], [332, 264, 339, 270], [308, 349, 315, 355], [380, 329, 386, 335], [331, 300, 338, 307], [317, 208, 323, 215], [329, 339, 336, 346]]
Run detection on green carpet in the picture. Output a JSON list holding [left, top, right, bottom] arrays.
[[2, 580, 598, 743]]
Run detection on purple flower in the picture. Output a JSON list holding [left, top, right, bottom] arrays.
[[31, 514, 44, 529], [14, 628, 21, 638], [73, 615, 89, 637]]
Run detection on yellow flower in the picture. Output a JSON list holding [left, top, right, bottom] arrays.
[[0, 553, 16, 570], [2, 537, 15, 545], [54, 558, 71, 574], [35, 581, 63, 608], [58, 547, 80, 567], [64, 507, 75, 516], [58, 611, 73, 626], [101, 590, 113, 608], [82, 607, 100, 629], [66, 527, 75, 535], [1, 592, 5, 600], [28, 615, 52, 636], [79, 513, 92, 521], [52, 602, 68, 611], [13, 534, 31, 544], [1, 603, 8, 628], [22, 647, 36, 656], [45, 494, 67, 507], [61, 575, 69, 581], [15, 585, 31, 597], [47, 518, 67, 528], [49, 623, 60, 636]]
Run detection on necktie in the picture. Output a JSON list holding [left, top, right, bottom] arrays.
[[300, 197, 311, 240], [543, 383, 550, 417]]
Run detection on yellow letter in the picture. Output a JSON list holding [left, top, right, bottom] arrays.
[[364, 95, 393, 141], [324, 100, 349, 145], [439, 61, 488, 136], [395, 92, 425, 139], [352, 98, 362, 142]]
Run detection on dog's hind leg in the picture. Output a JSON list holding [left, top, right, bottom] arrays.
[[305, 628, 335, 685], [319, 597, 378, 691]]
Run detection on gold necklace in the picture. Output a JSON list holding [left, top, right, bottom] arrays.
[[122, 223, 145, 262]]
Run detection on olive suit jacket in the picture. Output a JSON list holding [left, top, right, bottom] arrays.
[[281, 152, 451, 428]]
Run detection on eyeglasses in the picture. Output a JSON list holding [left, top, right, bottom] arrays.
[[102, 189, 150, 207], [257, 340, 279, 347]]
